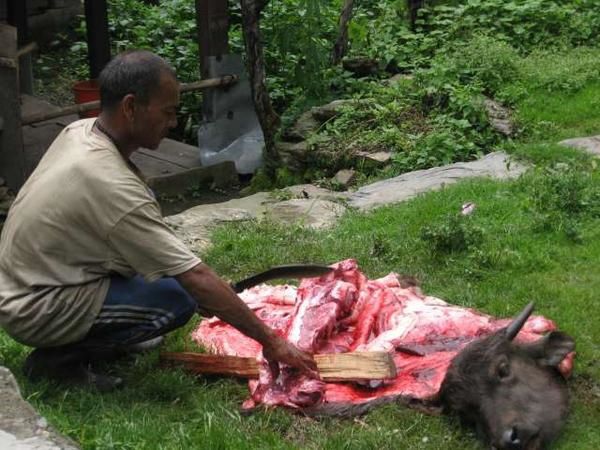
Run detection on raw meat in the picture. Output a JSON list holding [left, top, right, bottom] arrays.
[[191, 259, 571, 413]]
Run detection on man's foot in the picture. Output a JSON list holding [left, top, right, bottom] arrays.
[[123, 335, 164, 354], [23, 349, 124, 392]]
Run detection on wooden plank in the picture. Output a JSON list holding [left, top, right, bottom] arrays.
[[160, 351, 397, 381], [137, 138, 201, 169], [146, 160, 238, 196], [129, 151, 186, 178]]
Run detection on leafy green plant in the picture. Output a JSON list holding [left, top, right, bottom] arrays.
[[420, 212, 484, 254], [522, 163, 600, 240]]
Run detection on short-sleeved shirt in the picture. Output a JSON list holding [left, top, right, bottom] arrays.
[[0, 119, 201, 347]]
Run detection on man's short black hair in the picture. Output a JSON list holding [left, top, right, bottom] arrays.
[[99, 50, 176, 111]]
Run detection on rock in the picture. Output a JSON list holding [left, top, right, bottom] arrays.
[[383, 74, 414, 86], [311, 99, 357, 123], [342, 57, 379, 77], [0, 186, 9, 200], [333, 169, 357, 188], [276, 141, 311, 170], [282, 111, 321, 142], [0, 177, 5, 186], [483, 98, 515, 137], [0, 366, 79, 449], [559, 135, 600, 157], [280, 184, 347, 202], [165, 193, 270, 252], [165, 185, 347, 249], [355, 151, 392, 166], [348, 151, 527, 210], [266, 199, 346, 229]]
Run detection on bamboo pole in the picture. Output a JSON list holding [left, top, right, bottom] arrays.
[[21, 74, 239, 125]]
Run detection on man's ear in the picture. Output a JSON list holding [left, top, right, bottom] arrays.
[[522, 331, 575, 367], [122, 94, 136, 122]]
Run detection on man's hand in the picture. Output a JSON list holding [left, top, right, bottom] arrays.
[[262, 335, 318, 379], [177, 263, 318, 379]]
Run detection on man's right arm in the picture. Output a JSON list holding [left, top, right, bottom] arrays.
[[175, 263, 317, 375]]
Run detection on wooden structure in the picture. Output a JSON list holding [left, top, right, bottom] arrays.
[[0, 0, 234, 193], [0, 24, 26, 190]]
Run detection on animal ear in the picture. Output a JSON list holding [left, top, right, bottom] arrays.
[[524, 331, 575, 367]]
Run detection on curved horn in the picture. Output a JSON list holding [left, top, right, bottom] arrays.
[[505, 302, 535, 341]]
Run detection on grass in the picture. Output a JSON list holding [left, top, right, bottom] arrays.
[[3, 38, 600, 450], [3, 164, 600, 449]]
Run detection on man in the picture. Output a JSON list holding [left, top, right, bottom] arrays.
[[0, 50, 316, 390]]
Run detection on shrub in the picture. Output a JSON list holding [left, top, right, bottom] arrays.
[[420, 212, 485, 254]]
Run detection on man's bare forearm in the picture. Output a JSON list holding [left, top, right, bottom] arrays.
[[176, 263, 277, 346]]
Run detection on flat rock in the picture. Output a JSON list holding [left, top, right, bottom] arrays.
[[348, 152, 527, 210], [266, 199, 346, 229], [0, 366, 79, 449], [165, 186, 347, 250], [165, 193, 271, 251], [166, 153, 526, 250], [559, 135, 600, 157]]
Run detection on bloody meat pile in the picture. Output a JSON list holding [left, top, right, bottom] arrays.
[[191, 259, 574, 413]]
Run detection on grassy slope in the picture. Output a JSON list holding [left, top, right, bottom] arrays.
[[2, 77, 600, 450]]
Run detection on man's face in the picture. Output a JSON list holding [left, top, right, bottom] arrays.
[[133, 72, 179, 150]]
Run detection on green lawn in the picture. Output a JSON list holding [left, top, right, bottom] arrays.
[[2, 67, 600, 450]]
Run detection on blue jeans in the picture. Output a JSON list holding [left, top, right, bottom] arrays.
[[84, 274, 197, 346]]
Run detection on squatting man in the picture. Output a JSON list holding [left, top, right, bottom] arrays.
[[0, 50, 316, 390]]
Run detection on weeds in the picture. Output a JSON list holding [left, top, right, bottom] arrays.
[[420, 212, 485, 255]]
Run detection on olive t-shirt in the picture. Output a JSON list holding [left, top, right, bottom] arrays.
[[0, 119, 201, 347]]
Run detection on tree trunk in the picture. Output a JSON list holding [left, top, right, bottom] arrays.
[[331, 0, 355, 65], [407, 0, 425, 31], [239, 0, 281, 175]]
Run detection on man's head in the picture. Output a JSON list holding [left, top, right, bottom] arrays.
[[98, 50, 179, 150]]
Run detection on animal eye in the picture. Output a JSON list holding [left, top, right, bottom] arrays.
[[497, 362, 511, 380]]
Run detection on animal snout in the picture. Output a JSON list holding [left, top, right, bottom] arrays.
[[500, 426, 540, 449]]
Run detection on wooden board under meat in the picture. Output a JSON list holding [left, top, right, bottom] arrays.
[[160, 351, 397, 381]]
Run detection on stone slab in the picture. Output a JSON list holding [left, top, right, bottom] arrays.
[[559, 135, 600, 157], [348, 152, 527, 210], [0, 367, 79, 449], [165, 187, 347, 252]]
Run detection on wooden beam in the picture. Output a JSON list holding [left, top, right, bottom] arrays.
[[195, 0, 229, 80], [21, 75, 239, 125], [160, 351, 398, 381], [0, 24, 26, 190], [84, 0, 111, 79]]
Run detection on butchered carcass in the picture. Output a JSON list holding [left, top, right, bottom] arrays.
[[192, 259, 575, 448]]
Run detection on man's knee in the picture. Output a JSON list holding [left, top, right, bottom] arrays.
[[158, 278, 196, 328]]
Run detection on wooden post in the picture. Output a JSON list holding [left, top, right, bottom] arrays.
[[195, 0, 229, 81], [0, 24, 26, 190], [84, 0, 111, 79], [6, 0, 34, 94]]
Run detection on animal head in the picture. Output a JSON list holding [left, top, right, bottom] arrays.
[[439, 303, 575, 449]]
